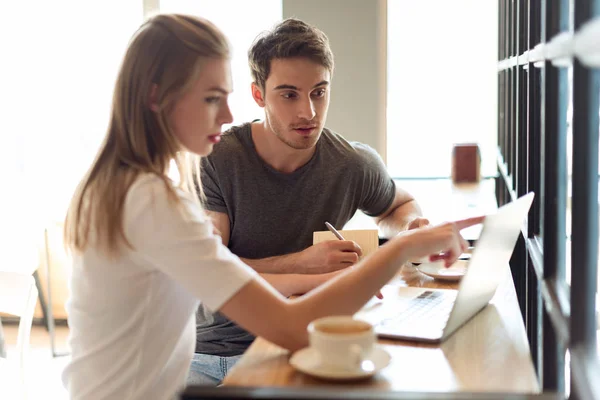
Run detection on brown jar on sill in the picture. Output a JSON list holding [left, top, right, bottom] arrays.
[[452, 143, 481, 183]]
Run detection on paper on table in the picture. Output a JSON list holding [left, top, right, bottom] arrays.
[[313, 229, 379, 260]]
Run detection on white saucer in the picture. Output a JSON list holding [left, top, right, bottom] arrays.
[[289, 345, 391, 381], [416, 260, 468, 281]]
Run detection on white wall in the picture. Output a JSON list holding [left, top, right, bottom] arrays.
[[282, 0, 388, 160]]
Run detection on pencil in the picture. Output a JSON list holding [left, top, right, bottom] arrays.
[[325, 221, 345, 240]]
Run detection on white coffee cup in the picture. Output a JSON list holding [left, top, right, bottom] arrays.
[[307, 316, 376, 371]]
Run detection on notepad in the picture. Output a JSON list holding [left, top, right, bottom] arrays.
[[313, 229, 379, 260]]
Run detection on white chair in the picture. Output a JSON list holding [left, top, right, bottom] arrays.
[[0, 271, 39, 400]]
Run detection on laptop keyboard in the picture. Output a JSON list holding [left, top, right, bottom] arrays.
[[377, 290, 456, 330]]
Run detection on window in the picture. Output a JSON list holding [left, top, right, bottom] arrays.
[[386, 0, 498, 178], [498, 0, 600, 396], [565, 70, 600, 295], [0, 0, 142, 246], [0, 1, 281, 245]]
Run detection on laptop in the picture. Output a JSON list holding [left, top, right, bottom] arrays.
[[356, 192, 535, 343]]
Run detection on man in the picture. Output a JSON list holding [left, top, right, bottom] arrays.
[[189, 18, 429, 385]]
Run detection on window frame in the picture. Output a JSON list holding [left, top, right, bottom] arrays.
[[497, 0, 600, 398]]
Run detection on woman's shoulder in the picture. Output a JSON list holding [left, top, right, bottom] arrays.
[[123, 173, 211, 241], [124, 173, 172, 207], [128, 172, 170, 194], [125, 173, 204, 221]]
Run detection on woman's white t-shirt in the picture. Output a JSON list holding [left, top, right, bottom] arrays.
[[62, 174, 257, 399]]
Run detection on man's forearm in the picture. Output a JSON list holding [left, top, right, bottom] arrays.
[[378, 199, 423, 237], [241, 253, 301, 274], [260, 272, 335, 297]]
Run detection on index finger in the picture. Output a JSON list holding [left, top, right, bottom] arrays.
[[453, 215, 486, 230]]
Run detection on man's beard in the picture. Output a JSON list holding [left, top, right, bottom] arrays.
[[266, 113, 320, 150]]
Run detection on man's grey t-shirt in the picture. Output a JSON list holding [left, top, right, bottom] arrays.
[[196, 123, 396, 356]]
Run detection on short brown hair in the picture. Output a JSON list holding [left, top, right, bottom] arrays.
[[248, 18, 334, 90]]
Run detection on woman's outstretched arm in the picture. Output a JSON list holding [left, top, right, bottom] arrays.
[[219, 217, 483, 352]]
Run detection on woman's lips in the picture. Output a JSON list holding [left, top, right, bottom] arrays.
[[208, 134, 222, 144]]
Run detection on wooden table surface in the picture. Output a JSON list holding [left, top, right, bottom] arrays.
[[223, 263, 539, 393]]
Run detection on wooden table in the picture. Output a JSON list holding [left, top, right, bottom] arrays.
[[223, 178, 539, 393], [223, 262, 538, 393]]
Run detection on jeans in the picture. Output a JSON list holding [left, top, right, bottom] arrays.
[[187, 353, 243, 386]]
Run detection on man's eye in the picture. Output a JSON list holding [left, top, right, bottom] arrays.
[[282, 92, 297, 99], [205, 97, 220, 104], [312, 89, 326, 97]]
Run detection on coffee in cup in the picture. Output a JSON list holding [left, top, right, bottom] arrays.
[[307, 316, 376, 371]]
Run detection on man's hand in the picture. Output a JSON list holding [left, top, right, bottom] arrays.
[[406, 217, 431, 230], [295, 240, 363, 274]]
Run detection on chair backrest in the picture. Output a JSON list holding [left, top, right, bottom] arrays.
[[0, 271, 37, 317], [0, 270, 38, 382]]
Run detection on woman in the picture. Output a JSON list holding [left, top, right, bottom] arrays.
[[62, 14, 482, 400]]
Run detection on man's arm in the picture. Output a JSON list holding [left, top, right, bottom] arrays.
[[260, 271, 342, 297], [241, 253, 299, 274], [374, 184, 430, 238], [239, 241, 361, 275], [206, 211, 354, 295]]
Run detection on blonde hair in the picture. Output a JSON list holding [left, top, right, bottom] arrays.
[[64, 14, 230, 256]]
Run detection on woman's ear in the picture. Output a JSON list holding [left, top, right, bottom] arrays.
[[149, 84, 160, 112], [251, 82, 265, 108]]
